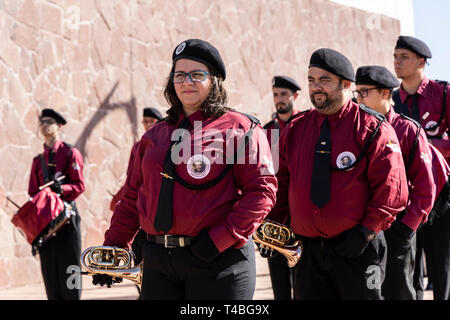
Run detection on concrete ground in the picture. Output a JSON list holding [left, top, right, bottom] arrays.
[[0, 249, 433, 300]]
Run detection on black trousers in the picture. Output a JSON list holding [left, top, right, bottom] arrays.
[[381, 229, 416, 300], [267, 253, 294, 300], [38, 207, 81, 300], [293, 232, 387, 300], [414, 204, 450, 300], [140, 239, 256, 300]]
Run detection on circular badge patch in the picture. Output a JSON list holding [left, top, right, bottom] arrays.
[[175, 42, 186, 55], [336, 152, 356, 169], [187, 154, 211, 179], [424, 120, 439, 136]]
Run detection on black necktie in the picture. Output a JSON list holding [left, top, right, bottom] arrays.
[[310, 118, 331, 208], [154, 117, 191, 233], [48, 150, 55, 181], [408, 94, 420, 121]]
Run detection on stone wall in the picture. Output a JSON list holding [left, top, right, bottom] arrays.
[[0, 0, 401, 289]]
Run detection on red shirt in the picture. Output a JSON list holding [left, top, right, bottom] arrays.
[[104, 110, 278, 252], [263, 109, 300, 223], [276, 100, 408, 238], [109, 142, 140, 211], [385, 109, 435, 230], [28, 140, 85, 202], [398, 77, 450, 162]]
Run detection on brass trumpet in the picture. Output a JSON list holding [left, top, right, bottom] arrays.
[[252, 220, 303, 268], [81, 246, 143, 290]]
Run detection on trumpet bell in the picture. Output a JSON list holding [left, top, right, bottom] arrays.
[[81, 246, 143, 290], [253, 220, 303, 268]]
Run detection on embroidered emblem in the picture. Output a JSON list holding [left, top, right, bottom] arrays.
[[386, 140, 402, 154], [175, 42, 186, 55], [424, 120, 439, 136], [187, 154, 211, 179], [336, 152, 356, 169]]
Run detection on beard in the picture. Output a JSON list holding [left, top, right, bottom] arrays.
[[310, 85, 344, 114], [276, 101, 293, 114]]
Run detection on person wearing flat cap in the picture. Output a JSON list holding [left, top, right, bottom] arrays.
[[355, 65, 435, 300], [98, 39, 277, 299], [257, 75, 302, 300], [274, 48, 408, 299], [28, 108, 85, 299], [393, 36, 450, 301]]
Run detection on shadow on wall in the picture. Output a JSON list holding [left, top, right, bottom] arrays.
[[74, 82, 139, 158]]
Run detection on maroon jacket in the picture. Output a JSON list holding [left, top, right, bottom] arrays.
[[275, 100, 408, 238], [28, 140, 85, 202], [397, 77, 450, 163], [104, 110, 278, 252], [429, 143, 450, 198], [263, 109, 300, 223], [385, 109, 435, 230]]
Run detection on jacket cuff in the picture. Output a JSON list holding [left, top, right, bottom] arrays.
[[190, 229, 220, 263]]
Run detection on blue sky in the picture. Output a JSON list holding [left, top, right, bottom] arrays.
[[414, 0, 450, 80]]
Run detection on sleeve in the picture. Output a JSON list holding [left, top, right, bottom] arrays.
[[361, 121, 409, 233], [402, 128, 436, 230], [207, 125, 278, 253], [28, 157, 40, 197], [103, 142, 143, 248], [60, 148, 85, 201], [429, 83, 450, 157]]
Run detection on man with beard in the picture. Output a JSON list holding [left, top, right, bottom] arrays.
[[259, 76, 302, 300], [274, 48, 409, 299], [392, 35, 450, 300]]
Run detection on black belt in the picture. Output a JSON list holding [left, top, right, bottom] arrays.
[[146, 234, 194, 248]]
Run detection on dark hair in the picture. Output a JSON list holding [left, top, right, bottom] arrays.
[[163, 65, 230, 125]]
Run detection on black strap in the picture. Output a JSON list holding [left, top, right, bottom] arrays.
[[399, 113, 422, 171], [39, 153, 50, 183], [310, 118, 331, 208]]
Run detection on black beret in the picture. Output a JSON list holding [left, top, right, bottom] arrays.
[[395, 36, 432, 59], [355, 66, 400, 89], [143, 107, 163, 120], [309, 48, 355, 82], [172, 39, 226, 80], [39, 108, 66, 125], [272, 75, 301, 92]]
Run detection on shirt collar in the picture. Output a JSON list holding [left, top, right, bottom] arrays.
[[43, 140, 63, 155], [399, 76, 431, 103], [176, 110, 205, 128]]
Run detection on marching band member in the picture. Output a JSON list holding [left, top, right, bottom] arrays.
[[28, 108, 85, 300], [97, 39, 277, 300]]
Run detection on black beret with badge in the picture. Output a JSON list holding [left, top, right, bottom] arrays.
[[172, 39, 226, 80], [355, 66, 400, 90], [272, 75, 301, 92], [309, 48, 355, 82], [395, 36, 432, 59], [39, 108, 67, 125], [143, 107, 163, 120]]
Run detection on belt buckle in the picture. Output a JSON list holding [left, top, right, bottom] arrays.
[[164, 235, 177, 249]]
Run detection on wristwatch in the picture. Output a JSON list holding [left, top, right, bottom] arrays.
[[359, 225, 376, 242]]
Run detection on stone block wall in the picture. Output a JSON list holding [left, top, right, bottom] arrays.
[[0, 0, 400, 289]]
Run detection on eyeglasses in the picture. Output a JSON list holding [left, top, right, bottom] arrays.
[[39, 118, 57, 125], [171, 71, 210, 83], [352, 87, 379, 99]]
